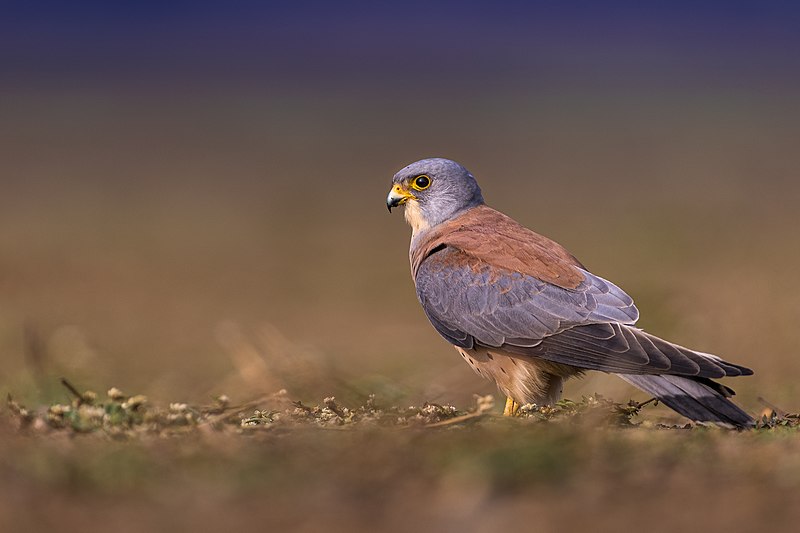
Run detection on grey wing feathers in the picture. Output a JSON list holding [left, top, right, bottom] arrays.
[[415, 247, 752, 379], [618, 374, 754, 428], [415, 247, 638, 349], [513, 323, 753, 378]]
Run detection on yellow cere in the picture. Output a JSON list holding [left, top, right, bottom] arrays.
[[393, 184, 416, 203]]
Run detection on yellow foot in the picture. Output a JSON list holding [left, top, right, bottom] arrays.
[[503, 397, 521, 416]]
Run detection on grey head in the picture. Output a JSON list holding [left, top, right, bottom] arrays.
[[386, 158, 485, 236]]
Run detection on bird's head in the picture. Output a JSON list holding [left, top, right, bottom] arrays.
[[387, 158, 484, 234]]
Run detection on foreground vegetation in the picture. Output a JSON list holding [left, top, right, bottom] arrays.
[[2, 382, 799, 533], [8, 379, 797, 436], [3, 380, 643, 435]]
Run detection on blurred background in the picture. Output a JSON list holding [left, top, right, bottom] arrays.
[[2, 0, 799, 412], [3, 3, 800, 533]]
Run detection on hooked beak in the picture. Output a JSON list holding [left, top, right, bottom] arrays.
[[386, 184, 416, 212]]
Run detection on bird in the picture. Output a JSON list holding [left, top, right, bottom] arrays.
[[387, 158, 754, 428]]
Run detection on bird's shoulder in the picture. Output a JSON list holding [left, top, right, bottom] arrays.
[[411, 205, 585, 289]]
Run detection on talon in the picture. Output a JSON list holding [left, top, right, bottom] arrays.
[[503, 396, 521, 416]]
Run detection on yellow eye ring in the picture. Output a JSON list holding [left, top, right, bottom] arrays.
[[411, 175, 431, 191]]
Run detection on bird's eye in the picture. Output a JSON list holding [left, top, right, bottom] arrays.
[[412, 175, 431, 190]]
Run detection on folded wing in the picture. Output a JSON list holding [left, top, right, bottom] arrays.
[[415, 246, 751, 380]]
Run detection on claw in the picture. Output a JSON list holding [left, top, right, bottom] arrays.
[[503, 396, 521, 416]]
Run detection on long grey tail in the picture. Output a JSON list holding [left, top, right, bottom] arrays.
[[618, 373, 754, 429]]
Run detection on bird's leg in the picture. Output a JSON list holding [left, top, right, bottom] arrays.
[[503, 396, 521, 416]]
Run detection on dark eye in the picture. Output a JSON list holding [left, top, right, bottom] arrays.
[[412, 175, 431, 190]]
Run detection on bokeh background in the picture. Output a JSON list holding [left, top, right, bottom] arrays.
[[3, 1, 799, 410], [3, 2, 800, 532]]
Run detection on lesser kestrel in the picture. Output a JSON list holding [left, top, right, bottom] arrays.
[[388, 158, 753, 427]]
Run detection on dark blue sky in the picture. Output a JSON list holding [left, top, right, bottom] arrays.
[[2, 1, 799, 88]]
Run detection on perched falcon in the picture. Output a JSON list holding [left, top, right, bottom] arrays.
[[387, 158, 754, 428]]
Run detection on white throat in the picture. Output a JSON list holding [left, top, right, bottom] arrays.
[[404, 201, 430, 236]]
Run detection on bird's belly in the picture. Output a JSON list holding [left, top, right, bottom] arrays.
[[455, 346, 578, 405]]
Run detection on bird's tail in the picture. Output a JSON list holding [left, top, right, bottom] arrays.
[[617, 373, 754, 428]]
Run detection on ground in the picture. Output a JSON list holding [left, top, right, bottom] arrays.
[[2, 387, 799, 533]]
